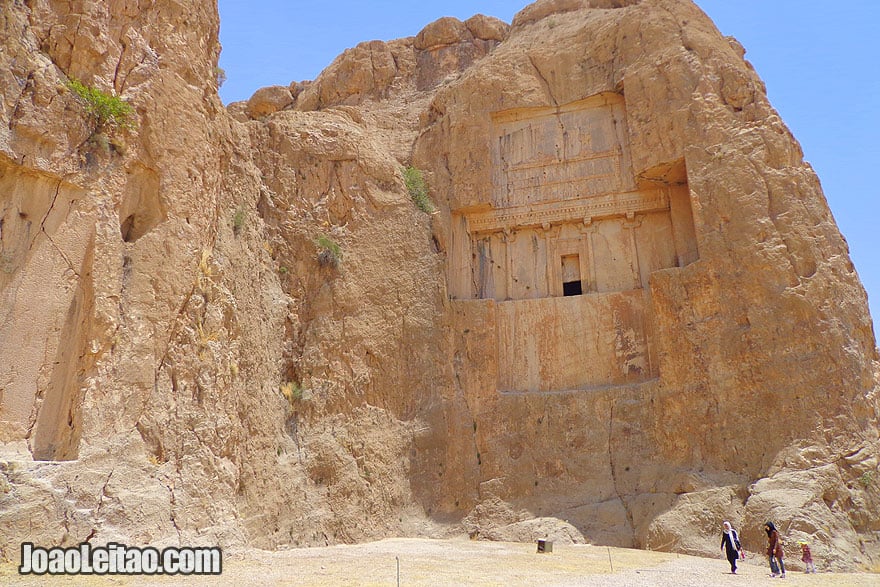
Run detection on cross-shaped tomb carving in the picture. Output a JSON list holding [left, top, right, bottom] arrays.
[[448, 93, 698, 303], [447, 93, 699, 392]]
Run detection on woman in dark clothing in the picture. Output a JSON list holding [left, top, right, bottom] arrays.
[[721, 521, 742, 574], [765, 521, 786, 578]]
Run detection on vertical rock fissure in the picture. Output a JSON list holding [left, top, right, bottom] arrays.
[[527, 54, 557, 107], [453, 357, 481, 492], [607, 396, 635, 545]]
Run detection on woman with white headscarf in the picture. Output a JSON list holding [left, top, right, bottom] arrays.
[[721, 521, 743, 574]]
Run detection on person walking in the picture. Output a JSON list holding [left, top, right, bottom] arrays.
[[799, 541, 816, 573], [765, 521, 786, 578], [721, 521, 743, 574]]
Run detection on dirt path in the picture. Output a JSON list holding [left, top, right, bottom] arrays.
[[2, 538, 877, 586]]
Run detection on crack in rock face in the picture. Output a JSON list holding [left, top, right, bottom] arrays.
[[0, 0, 877, 572]]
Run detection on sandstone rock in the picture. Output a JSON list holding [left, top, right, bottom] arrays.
[[226, 100, 250, 122], [0, 0, 878, 575], [410, 0, 879, 569], [288, 80, 307, 99], [296, 16, 506, 112], [246, 85, 294, 118], [645, 486, 746, 555], [296, 39, 402, 109], [414, 17, 471, 50], [465, 15, 510, 42], [483, 517, 587, 545], [513, 0, 640, 28]]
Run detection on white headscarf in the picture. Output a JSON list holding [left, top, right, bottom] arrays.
[[723, 521, 739, 549]]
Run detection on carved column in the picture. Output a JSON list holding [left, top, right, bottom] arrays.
[[540, 222, 553, 297], [503, 228, 514, 300], [623, 212, 643, 289], [582, 217, 598, 293]]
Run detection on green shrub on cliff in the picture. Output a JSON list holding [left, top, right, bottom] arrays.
[[66, 78, 136, 134], [403, 166, 435, 214], [315, 234, 342, 268]]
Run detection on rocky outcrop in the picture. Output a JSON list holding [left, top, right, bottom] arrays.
[[408, 0, 880, 570], [0, 0, 878, 573], [246, 85, 294, 118]]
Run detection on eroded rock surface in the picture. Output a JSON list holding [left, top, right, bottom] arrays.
[[1, 0, 878, 572]]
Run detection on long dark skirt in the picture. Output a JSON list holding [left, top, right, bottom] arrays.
[[726, 550, 739, 573]]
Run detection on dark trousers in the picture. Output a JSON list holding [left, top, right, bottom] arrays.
[[769, 555, 785, 575], [726, 552, 738, 573]]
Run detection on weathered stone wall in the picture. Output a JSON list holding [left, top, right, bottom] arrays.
[[0, 0, 877, 573], [413, 0, 880, 567]]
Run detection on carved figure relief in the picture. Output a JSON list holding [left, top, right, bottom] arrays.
[[492, 94, 630, 207], [449, 93, 699, 392]]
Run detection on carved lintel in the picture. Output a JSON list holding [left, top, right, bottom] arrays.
[[465, 188, 668, 235]]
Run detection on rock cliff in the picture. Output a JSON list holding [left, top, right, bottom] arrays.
[[1, 0, 878, 572]]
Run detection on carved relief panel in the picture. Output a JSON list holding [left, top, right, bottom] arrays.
[[447, 93, 698, 392], [492, 94, 635, 207]]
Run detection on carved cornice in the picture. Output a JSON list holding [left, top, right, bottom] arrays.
[[465, 188, 669, 234]]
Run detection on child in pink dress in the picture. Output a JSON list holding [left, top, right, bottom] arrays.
[[799, 541, 816, 573]]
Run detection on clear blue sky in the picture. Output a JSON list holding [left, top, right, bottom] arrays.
[[218, 1, 879, 339]]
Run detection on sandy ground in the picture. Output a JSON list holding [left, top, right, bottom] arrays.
[[2, 538, 877, 586]]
